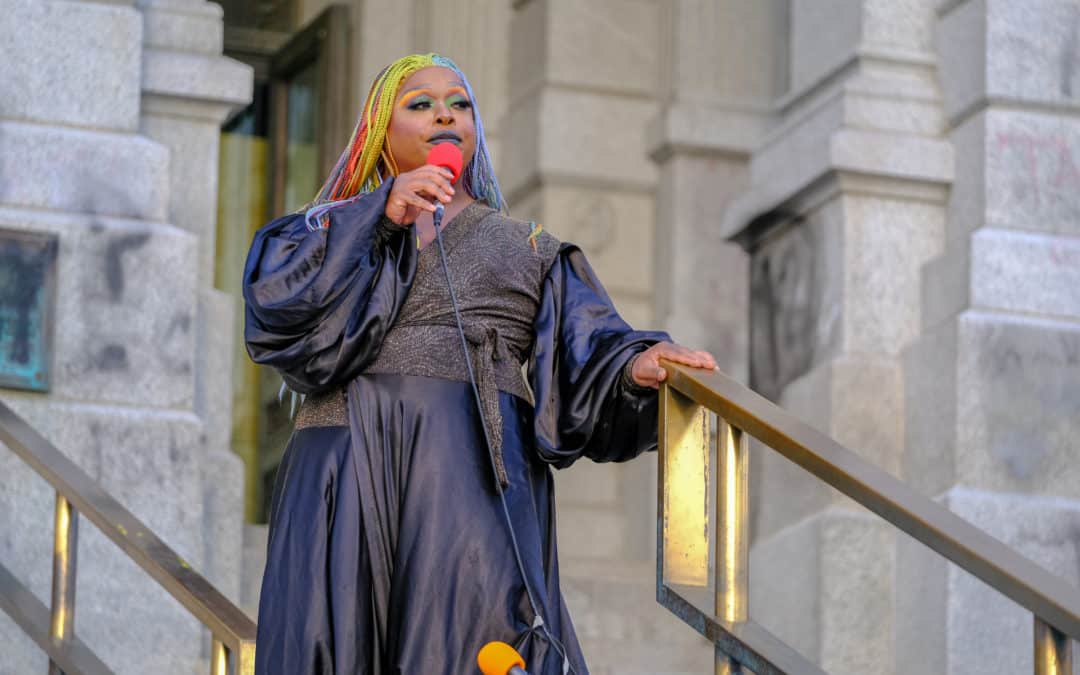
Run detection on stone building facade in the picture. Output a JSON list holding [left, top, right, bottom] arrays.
[[2, 1, 1079, 674]]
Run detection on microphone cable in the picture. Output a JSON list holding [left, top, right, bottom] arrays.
[[430, 202, 575, 675]]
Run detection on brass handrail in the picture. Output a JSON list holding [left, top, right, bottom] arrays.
[[657, 362, 1079, 675], [0, 400, 256, 675]]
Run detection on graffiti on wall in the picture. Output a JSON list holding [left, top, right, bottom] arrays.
[[0, 228, 58, 391]]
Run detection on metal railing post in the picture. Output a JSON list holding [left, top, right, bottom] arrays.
[[715, 420, 749, 675], [48, 492, 78, 675], [1034, 617, 1071, 675], [211, 637, 229, 675]]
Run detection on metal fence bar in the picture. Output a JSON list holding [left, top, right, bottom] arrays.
[[715, 420, 749, 675], [211, 638, 229, 675], [0, 400, 255, 672], [1034, 616, 1071, 675], [662, 363, 1080, 640], [656, 362, 1080, 673], [48, 493, 79, 675]]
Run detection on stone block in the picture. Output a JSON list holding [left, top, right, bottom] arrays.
[[535, 88, 659, 189], [500, 88, 542, 200], [241, 523, 268, 617], [970, 228, 1080, 320], [955, 311, 1080, 497], [141, 0, 224, 55], [790, 0, 863, 95], [827, 356, 904, 477], [544, 0, 660, 96], [841, 85, 946, 136], [819, 513, 895, 675], [0, 208, 198, 409], [200, 448, 244, 606], [903, 319, 960, 497], [554, 456, 620, 506], [920, 235, 970, 330], [894, 522, 948, 674], [0, 0, 141, 131], [141, 114, 225, 281], [753, 362, 834, 540], [141, 50, 254, 116], [983, 108, 1080, 236], [536, 183, 655, 299], [862, 0, 937, 53], [0, 610, 48, 675], [831, 129, 954, 185], [940, 487, 1080, 675], [0, 397, 208, 674], [939, 0, 1080, 120], [750, 515, 822, 663], [556, 504, 626, 561], [560, 560, 712, 674], [197, 289, 235, 453], [943, 108, 987, 239], [841, 194, 945, 356], [0, 122, 170, 222], [936, 0, 989, 123]]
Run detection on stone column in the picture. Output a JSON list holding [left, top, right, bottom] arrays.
[[901, 1, 1080, 673], [137, 0, 252, 618], [649, 0, 787, 380], [0, 1, 251, 672], [720, 1, 953, 672]]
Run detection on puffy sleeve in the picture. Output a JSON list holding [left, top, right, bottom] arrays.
[[243, 180, 417, 394], [528, 243, 671, 467]]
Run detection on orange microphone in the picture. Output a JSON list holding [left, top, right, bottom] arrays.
[[477, 641, 527, 675]]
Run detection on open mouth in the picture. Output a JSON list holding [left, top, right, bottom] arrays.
[[428, 132, 462, 145]]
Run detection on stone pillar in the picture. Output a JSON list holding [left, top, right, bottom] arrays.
[[900, 1, 1080, 673], [649, 0, 788, 401], [720, 1, 953, 672], [136, 0, 252, 610], [0, 1, 251, 672]]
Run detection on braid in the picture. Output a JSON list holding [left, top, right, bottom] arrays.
[[304, 53, 505, 230]]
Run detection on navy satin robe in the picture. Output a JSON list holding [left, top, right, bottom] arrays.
[[243, 181, 669, 674]]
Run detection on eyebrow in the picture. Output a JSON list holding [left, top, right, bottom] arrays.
[[397, 86, 470, 106]]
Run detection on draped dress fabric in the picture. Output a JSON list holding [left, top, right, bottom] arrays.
[[243, 180, 669, 675]]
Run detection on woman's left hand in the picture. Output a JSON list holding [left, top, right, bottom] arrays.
[[630, 342, 717, 389]]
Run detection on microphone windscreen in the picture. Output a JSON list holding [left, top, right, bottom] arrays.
[[477, 641, 526, 675], [426, 143, 464, 183]]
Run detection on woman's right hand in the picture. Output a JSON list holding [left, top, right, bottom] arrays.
[[385, 165, 455, 225]]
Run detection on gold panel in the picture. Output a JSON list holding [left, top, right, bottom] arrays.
[[660, 385, 709, 587]]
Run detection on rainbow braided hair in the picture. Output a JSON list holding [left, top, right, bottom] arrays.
[[304, 53, 504, 230]]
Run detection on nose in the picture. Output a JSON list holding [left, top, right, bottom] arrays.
[[434, 101, 454, 125]]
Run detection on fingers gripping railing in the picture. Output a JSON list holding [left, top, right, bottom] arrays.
[[657, 362, 1079, 675], [0, 400, 256, 675]]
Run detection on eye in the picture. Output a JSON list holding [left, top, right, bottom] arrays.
[[407, 98, 432, 111], [452, 99, 473, 110]]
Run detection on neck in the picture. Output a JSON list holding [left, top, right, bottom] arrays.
[[414, 184, 475, 248]]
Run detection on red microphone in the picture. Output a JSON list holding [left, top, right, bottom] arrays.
[[426, 142, 463, 183], [477, 641, 527, 675]]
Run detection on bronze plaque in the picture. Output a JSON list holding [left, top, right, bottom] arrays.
[[0, 228, 58, 392]]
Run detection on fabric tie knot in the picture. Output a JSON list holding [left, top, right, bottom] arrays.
[[463, 322, 509, 488]]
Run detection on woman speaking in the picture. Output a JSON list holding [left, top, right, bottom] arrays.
[[243, 53, 716, 674]]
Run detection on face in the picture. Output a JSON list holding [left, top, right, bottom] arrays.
[[385, 66, 477, 179]]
